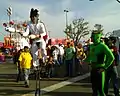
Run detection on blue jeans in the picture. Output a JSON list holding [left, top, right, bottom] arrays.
[[46, 64, 54, 77], [54, 59, 60, 66], [65, 59, 73, 77], [104, 66, 119, 96], [75, 58, 83, 74], [58, 55, 63, 65], [22, 68, 30, 86]]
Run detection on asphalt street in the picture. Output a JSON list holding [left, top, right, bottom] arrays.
[[0, 60, 119, 96]]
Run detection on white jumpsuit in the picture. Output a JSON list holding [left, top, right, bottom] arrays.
[[23, 22, 47, 67]]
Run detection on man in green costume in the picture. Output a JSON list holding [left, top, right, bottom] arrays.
[[84, 29, 114, 96]]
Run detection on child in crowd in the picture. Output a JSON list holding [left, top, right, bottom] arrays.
[[16, 49, 24, 82], [19, 46, 32, 88]]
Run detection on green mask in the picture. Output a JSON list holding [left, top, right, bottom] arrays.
[[91, 33, 102, 44]]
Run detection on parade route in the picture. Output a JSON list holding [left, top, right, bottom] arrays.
[[42, 80, 115, 96], [0, 62, 66, 96], [22, 73, 90, 96], [0, 62, 118, 96], [22, 73, 115, 96], [0, 62, 91, 96]]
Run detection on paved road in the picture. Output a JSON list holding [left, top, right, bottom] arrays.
[[42, 64, 120, 96], [43, 77, 116, 96], [0, 61, 119, 96], [0, 61, 89, 96], [0, 62, 67, 96], [43, 77, 92, 96]]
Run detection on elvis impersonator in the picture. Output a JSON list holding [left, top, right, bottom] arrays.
[[22, 8, 47, 67]]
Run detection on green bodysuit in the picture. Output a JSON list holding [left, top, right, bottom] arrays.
[[86, 42, 114, 69], [85, 30, 114, 96]]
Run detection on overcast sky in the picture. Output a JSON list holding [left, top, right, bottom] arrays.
[[0, 0, 120, 41]]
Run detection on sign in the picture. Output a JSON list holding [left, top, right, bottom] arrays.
[[48, 38, 71, 45], [7, 7, 12, 16], [4, 37, 14, 48]]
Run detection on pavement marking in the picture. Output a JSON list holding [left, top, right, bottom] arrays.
[[22, 73, 90, 96]]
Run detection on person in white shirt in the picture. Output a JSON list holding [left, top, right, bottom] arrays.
[[51, 46, 60, 77], [58, 43, 64, 65], [19, 37, 30, 49], [22, 8, 47, 67], [52, 48, 59, 63], [58, 44, 64, 56]]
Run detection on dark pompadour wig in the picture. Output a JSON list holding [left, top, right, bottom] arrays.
[[30, 8, 39, 18]]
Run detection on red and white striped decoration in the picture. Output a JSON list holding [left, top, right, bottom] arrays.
[[7, 7, 12, 16]]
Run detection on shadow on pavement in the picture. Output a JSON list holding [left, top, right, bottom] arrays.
[[67, 82, 92, 88], [44, 92, 92, 96], [77, 77, 91, 83], [0, 74, 16, 79], [79, 84, 91, 88], [0, 89, 33, 96], [0, 73, 68, 81], [0, 83, 24, 87], [0, 79, 15, 82]]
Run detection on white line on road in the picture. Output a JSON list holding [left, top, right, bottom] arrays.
[[22, 73, 90, 96]]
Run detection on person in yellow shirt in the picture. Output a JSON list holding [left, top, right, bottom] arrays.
[[76, 43, 86, 75], [76, 44, 86, 61], [19, 46, 32, 88]]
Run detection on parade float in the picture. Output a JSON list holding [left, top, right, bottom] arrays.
[[3, 20, 28, 47], [2, 7, 26, 49]]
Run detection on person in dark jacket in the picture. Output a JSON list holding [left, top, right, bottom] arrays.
[[16, 49, 23, 82], [104, 37, 119, 96]]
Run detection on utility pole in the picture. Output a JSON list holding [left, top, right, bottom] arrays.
[[64, 10, 69, 28], [64, 10, 69, 39], [7, 7, 12, 38]]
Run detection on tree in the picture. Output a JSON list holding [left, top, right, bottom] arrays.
[[64, 18, 90, 45]]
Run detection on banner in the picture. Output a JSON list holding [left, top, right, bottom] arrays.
[[48, 38, 69, 45], [4, 37, 13, 48]]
